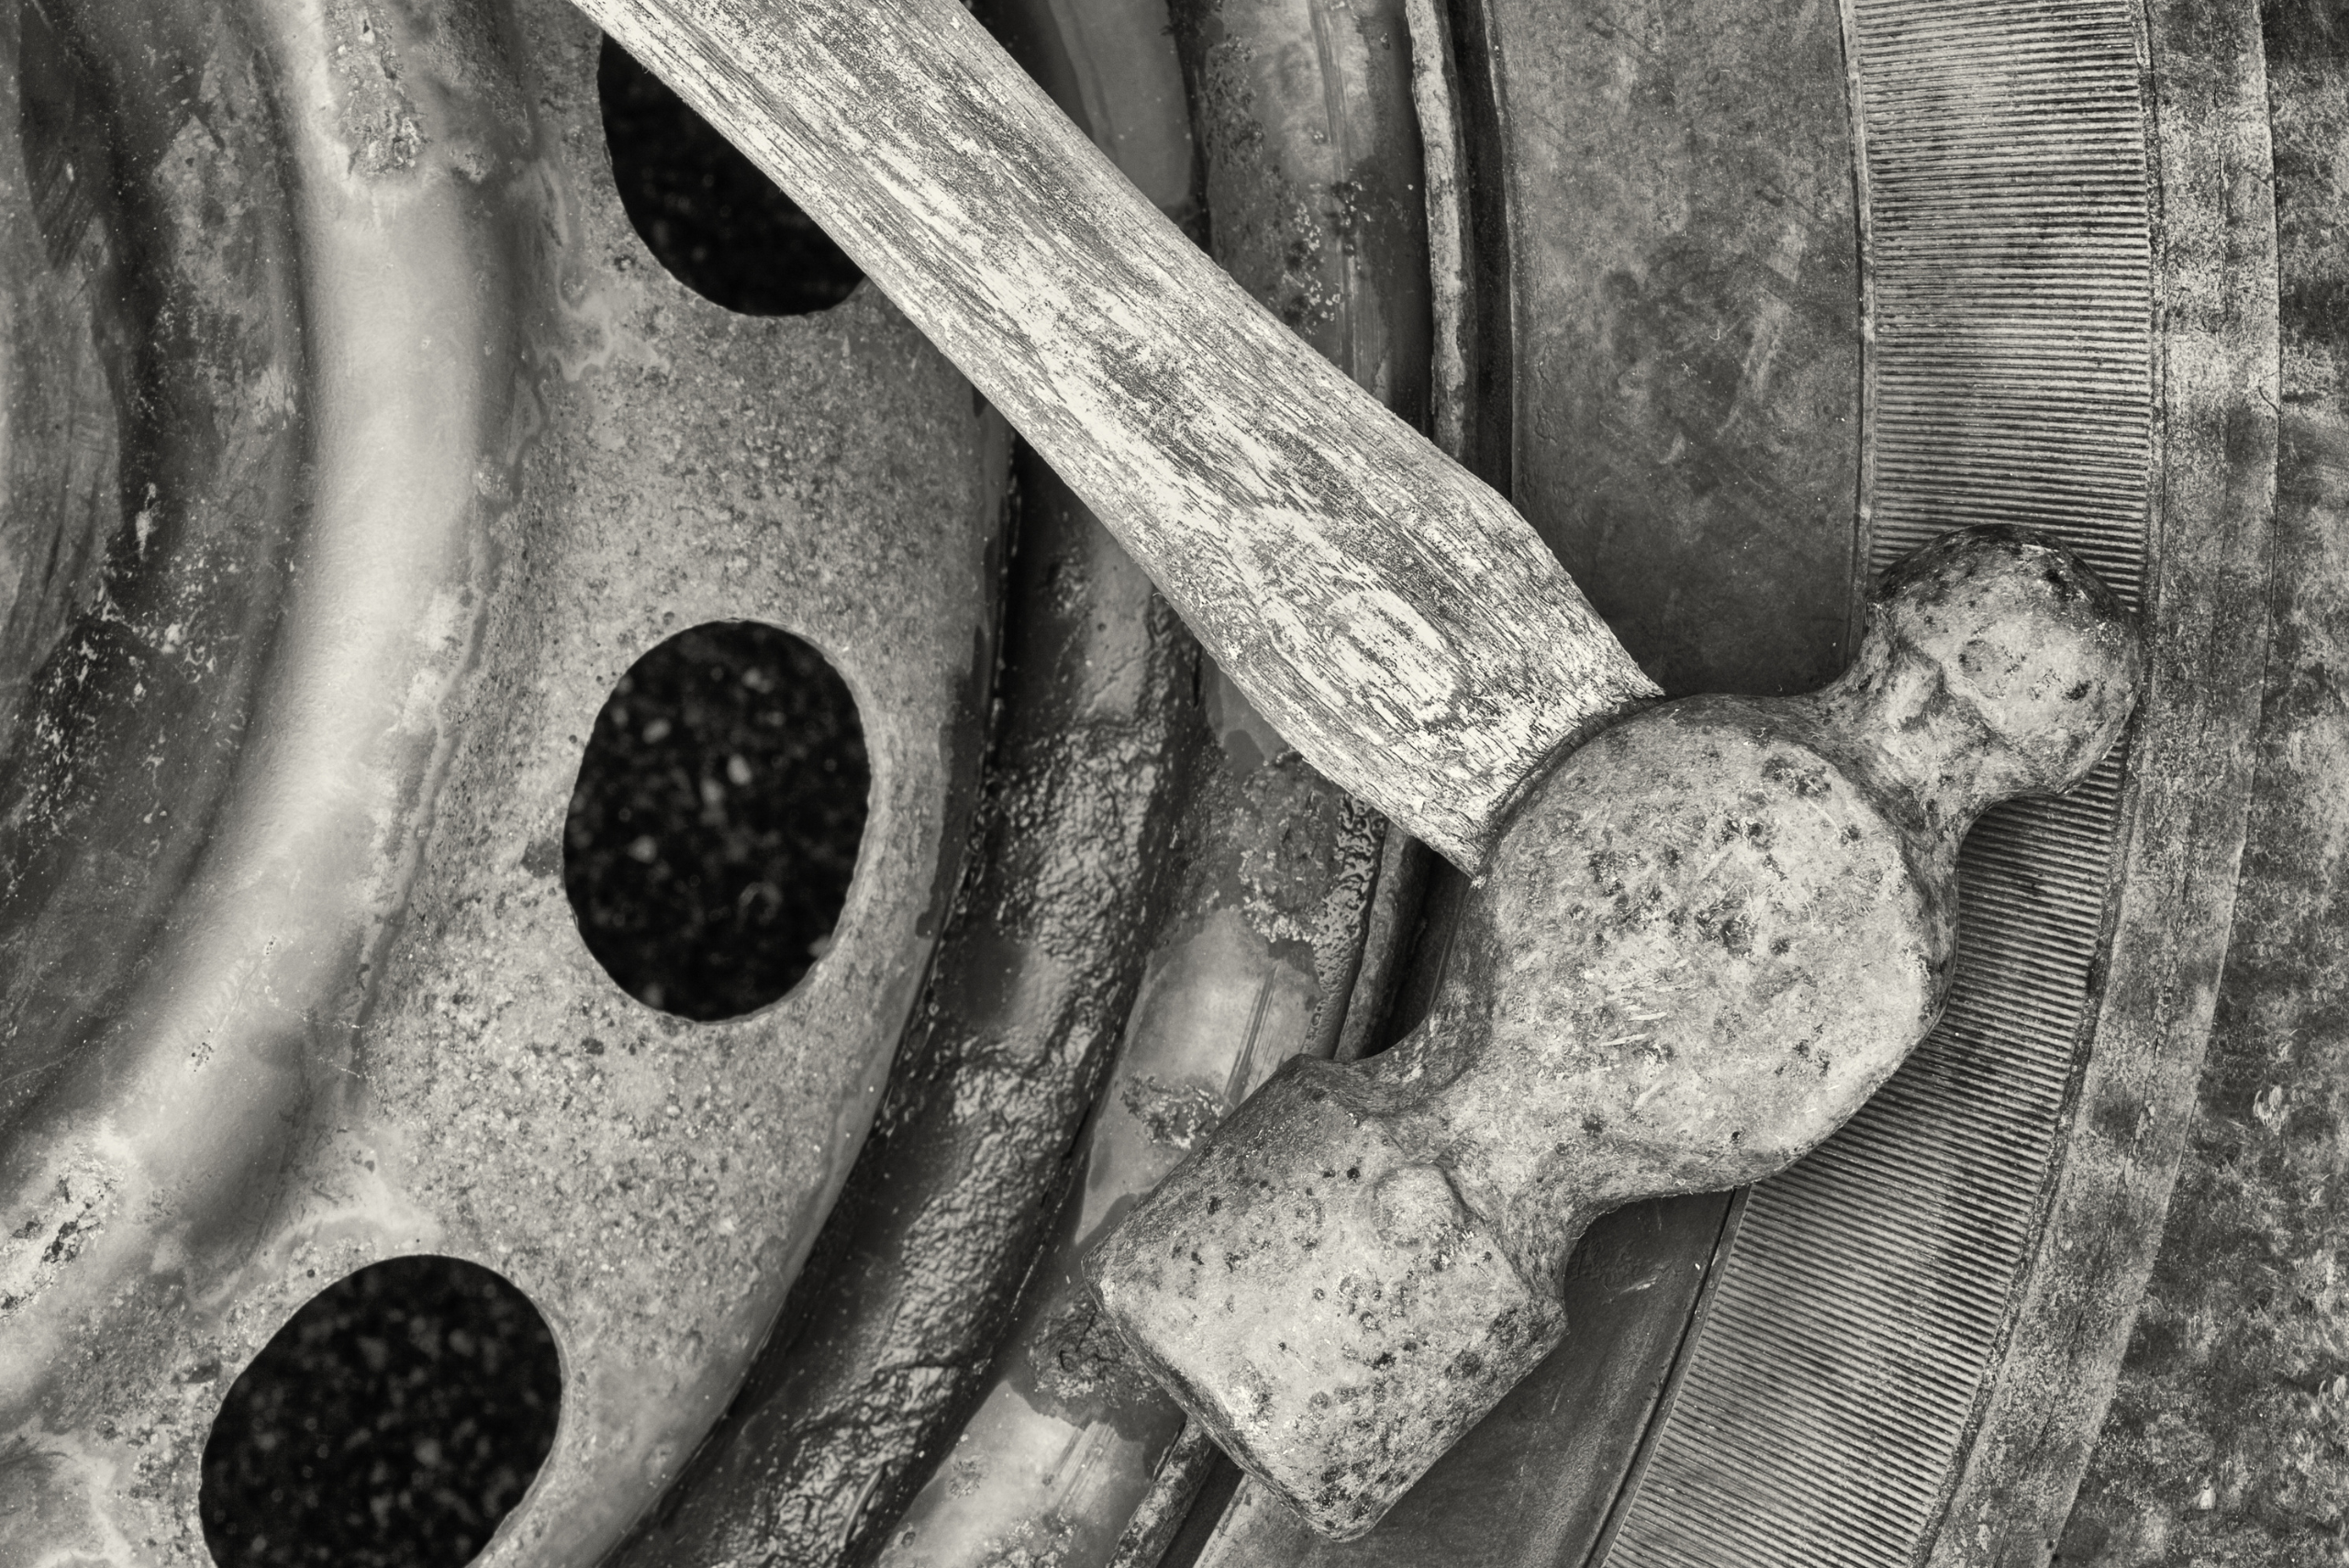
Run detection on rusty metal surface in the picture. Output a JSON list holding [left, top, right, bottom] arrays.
[[818, 5, 1431, 1562], [0, 0, 1430, 1562], [553, 0, 1433, 1562], [1174, 0, 2278, 1559], [0, 2, 1010, 1564], [1594, 0, 2269, 1558], [1481, 0, 1863, 698], [2057, 3, 2349, 1560], [1182, 1195, 1732, 1568], [0, 0, 128, 752], [592, 5, 1208, 1559], [1914, 0, 2281, 1557], [1171, 0, 1431, 431], [600, 451, 1198, 1568], [870, 667, 1386, 1568]]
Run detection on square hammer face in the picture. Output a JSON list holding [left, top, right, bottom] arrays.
[[1086, 1055, 1568, 1540]]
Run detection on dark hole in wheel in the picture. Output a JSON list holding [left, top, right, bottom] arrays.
[[563, 620, 868, 1020], [199, 1256, 561, 1568], [597, 35, 864, 316]]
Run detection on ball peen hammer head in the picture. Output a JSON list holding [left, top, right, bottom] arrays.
[[1085, 526, 2141, 1540], [1826, 524, 2142, 826]]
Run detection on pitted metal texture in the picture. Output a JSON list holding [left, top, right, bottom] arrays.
[[0, 1, 1008, 1562]]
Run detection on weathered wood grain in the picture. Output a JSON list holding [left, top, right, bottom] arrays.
[[575, 0, 1661, 869]]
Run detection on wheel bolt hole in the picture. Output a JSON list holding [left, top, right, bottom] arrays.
[[597, 36, 864, 317], [563, 620, 868, 1020], [199, 1256, 561, 1568]]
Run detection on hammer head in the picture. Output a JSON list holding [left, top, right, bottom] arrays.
[[1086, 1055, 1565, 1540], [1085, 527, 2142, 1540], [1836, 525, 2143, 817]]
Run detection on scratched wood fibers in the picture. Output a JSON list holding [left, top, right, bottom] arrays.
[[574, 0, 1661, 871]]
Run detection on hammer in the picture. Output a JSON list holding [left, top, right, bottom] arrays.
[[1085, 529, 2139, 1535], [572, 0, 2142, 1540]]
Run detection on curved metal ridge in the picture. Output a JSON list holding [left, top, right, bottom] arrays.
[[596, 1, 1431, 1562], [1923, 0, 2279, 1554], [1598, 0, 2176, 1562]]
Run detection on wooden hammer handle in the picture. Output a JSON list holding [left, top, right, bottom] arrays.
[[576, 0, 1659, 869]]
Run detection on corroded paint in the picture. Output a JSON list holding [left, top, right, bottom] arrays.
[[605, 457, 1201, 1568], [1091, 528, 2143, 1540], [0, 2, 1008, 1564]]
